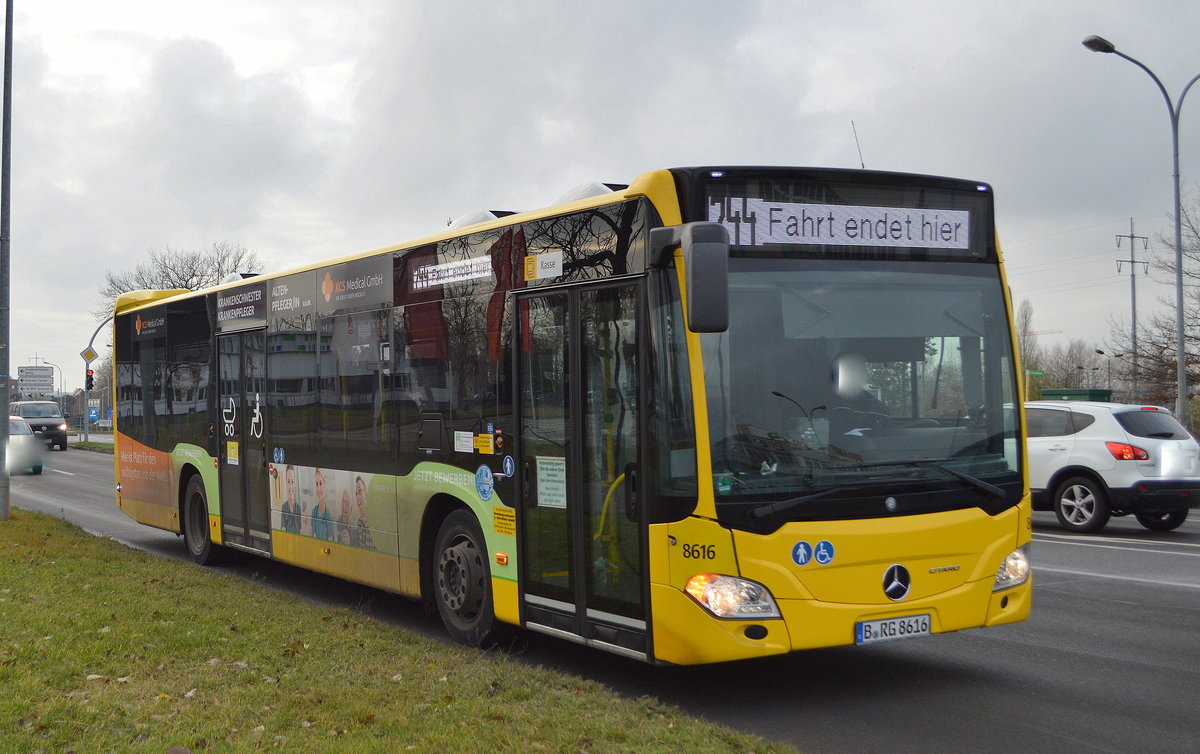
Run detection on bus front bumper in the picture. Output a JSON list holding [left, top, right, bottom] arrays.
[[650, 575, 1030, 665]]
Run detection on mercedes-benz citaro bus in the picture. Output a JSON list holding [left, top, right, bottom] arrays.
[[113, 166, 1031, 665]]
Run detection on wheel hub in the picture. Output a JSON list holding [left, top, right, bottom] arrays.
[[1062, 486, 1095, 523], [439, 540, 475, 612]]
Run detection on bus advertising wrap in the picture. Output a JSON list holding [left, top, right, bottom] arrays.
[[216, 282, 267, 331]]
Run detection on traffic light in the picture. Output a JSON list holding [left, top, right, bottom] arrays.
[[85, 369, 94, 391]]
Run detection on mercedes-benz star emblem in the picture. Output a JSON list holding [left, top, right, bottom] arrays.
[[883, 564, 911, 601]]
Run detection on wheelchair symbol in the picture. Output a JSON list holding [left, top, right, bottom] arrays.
[[814, 540, 835, 565], [249, 393, 264, 439]]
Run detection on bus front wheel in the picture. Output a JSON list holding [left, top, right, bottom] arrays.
[[433, 509, 494, 646], [183, 476, 224, 565]]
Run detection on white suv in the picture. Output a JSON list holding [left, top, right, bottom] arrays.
[[1025, 401, 1199, 532]]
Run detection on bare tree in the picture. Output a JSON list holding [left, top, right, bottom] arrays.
[[1040, 339, 1103, 390], [94, 241, 263, 320], [1014, 299, 1054, 398], [1015, 299, 1039, 369]]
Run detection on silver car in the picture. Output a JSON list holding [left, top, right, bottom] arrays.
[[7, 416, 44, 475], [1025, 401, 1199, 532]]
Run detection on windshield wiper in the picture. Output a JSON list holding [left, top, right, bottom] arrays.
[[747, 487, 842, 521], [747, 459, 1009, 522], [830, 458, 1006, 503]]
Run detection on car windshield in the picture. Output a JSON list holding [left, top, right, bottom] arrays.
[[701, 258, 1022, 529], [9, 419, 32, 435], [18, 404, 62, 418]]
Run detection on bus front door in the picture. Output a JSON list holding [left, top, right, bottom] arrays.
[[516, 282, 648, 660], [217, 329, 271, 553]]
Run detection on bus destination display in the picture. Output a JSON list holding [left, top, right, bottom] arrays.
[[708, 196, 971, 250]]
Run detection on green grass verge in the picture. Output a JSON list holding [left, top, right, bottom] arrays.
[[0, 510, 790, 753], [70, 441, 114, 453]]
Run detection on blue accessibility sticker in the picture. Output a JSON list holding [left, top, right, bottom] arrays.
[[475, 464, 495, 502], [814, 540, 836, 565], [501, 454, 516, 478], [791, 541, 813, 566]]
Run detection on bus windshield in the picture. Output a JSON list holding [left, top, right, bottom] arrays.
[[702, 258, 1021, 529]]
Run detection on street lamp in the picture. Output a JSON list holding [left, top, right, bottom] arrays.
[[1095, 349, 1124, 393], [1083, 35, 1200, 422], [36, 358, 63, 413], [1076, 364, 1101, 389]]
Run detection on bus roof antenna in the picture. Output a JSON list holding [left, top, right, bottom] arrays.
[[851, 120, 865, 169]]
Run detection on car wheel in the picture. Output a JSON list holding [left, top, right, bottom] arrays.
[[58, 442, 68, 451], [432, 509, 495, 646], [1053, 476, 1111, 533], [182, 475, 225, 565], [30, 465, 42, 475], [1134, 510, 1188, 532]]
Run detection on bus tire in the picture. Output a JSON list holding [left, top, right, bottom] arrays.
[[1052, 476, 1110, 533], [433, 509, 494, 646], [183, 475, 225, 565]]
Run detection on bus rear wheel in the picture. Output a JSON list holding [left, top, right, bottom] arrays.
[[433, 509, 494, 646], [183, 476, 225, 565]]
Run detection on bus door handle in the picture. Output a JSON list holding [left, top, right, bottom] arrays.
[[623, 464, 639, 521], [522, 461, 531, 503]]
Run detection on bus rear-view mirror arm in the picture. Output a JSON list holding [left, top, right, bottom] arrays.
[[649, 222, 730, 333]]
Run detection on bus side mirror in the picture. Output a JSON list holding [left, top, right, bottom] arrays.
[[649, 221, 729, 333]]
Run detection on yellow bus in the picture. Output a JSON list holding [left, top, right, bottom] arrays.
[[113, 166, 1031, 664]]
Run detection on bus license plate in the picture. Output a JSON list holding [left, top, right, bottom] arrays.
[[855, 614, 931, 645]]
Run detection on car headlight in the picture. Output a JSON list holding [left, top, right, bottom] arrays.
[[58, 423, 68, 431], [993, 545, 1031, 592], [684, 574, 781, 619]]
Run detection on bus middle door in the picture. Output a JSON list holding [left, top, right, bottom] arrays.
[[217, 329, 271, 553]]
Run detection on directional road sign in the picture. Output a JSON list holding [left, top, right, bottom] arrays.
[[17, 365, 55, 392], [19, 366, 54, 379]]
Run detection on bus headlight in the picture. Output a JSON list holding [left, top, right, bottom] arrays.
[[993, 545, 1030, 592], [684, 574, 780, 619]]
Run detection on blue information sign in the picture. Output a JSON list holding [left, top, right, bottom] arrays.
[[815, 540, 836, 565], [791, 541, 813, 566]]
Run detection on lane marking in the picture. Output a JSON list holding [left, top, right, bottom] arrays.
[[1032, 540, 1200, 559], [1034, 565, 1200, 591], [1034, 532, 1200, 553], [1036, 531, 1200, 548], [52, 469, 76, 476]]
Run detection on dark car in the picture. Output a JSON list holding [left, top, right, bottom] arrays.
[[11, 401, 69, 451]]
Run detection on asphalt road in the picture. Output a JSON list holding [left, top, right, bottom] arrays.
[[9, 448, 1200, 753]]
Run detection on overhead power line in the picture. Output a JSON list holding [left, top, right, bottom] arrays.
[[1115, 218, 1149, 398]]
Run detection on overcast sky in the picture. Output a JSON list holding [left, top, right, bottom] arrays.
[[8, 0, 1200, 393]]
